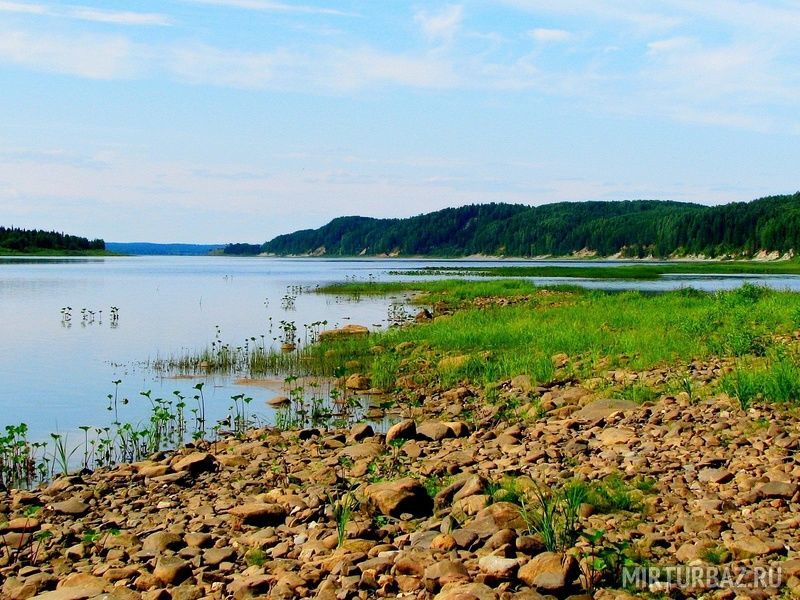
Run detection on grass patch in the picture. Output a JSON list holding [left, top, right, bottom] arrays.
[[720, 350, 800, 409], [588, 473, 644, 513], [386, 259, 800, 280], [313, 283, 800, 390]]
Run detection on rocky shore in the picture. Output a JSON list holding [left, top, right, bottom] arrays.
[[2, 361, 800, 600]]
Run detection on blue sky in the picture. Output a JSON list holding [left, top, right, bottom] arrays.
[[1, 0, 799, 243]]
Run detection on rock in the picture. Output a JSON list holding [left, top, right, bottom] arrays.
[[229, 574, 271, 600], [153, 556, 192, 585], [511, 375, 533, 393], [29, 587, 104, 600], [597, 427, 636, 446], [50, 498, 89, 516], [338, 442, 384, 461], [184, 532, 212, 548], [266, 395, 290, 407], [434, 582, 498, 600], [171, 585, 204, 600], [0, 517, 40, 533], [3, 574, 54, 600], [725, 535, 774, 559], [698, 468, 734, 484], [415, 309, 433, 322], [142, 531, 184, 554], [204, 545, 235, 565], [228, 503, 287, 526], [364, 478, 433, 517], [172, 452, 218, 475], [573, 399, 638, 421], [675, 540, 718, 563], [350, 423, 374, 441], [518, 552, 576, 592], [385, 419, 416, 444], [478, 555, 519, 580], [758, 481, 798, 499], [416, 421, 455, 441], [424, 559, 469, 588], [465, 503, 526, 537], [346, 374, 371, 391], [319, 324, 369, 340]]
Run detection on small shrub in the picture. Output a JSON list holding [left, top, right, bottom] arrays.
[[245, 548, 266, 567]]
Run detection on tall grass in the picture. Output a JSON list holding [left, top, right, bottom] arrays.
[[721, 351, 800, 409]]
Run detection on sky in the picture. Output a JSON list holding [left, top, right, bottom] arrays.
[[1, 1, 799, 243]]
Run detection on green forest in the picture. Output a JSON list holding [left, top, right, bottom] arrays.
[[227, 192, 800, 258], [0, 227, 105, 254]]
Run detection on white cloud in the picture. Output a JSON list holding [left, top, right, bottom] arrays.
[[326, 47, 460, 89], [167, 43, 283, 88], [183, 0, 356, 17], [529, 28, 572, 43], [66, 7, 172, 27], [415, 5, 464, 41], [0, 29, 138, 79], [0, 1, 171, 26], [0, 1, 46, 14], [498, 0, 682, 32]]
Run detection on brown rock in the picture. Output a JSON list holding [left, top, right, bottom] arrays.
[[698, 468, 733, 484], [228, 503, 287, 526], [386, 419, 416, 444], [172, 452, 218, 475], [424, 559, 469, 588], [142, 531, 184, 554], [346, 373, 371, 391], [573, 399, 638, 421], [518, 552, 576, 592], [416, 421, 455, 441], [266, 395, 290, 407], [757, 481, 798, 499], [465, 502, 525, 537], [725, 535, 774, 559], [153, 556, 191, 585], [364, 478, 432, 517], [50, 498, 89, 516], [434, 582, 498, 600]]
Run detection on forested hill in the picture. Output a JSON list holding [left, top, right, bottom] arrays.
[[231, 193, 800, 258], [0, 227, 105, 254]]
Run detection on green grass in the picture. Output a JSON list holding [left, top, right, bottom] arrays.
[[311, 283, 800, 390], [720, 350, 800, 409], [385, 260, 800, 280]]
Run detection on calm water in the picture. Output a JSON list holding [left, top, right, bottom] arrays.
[[3, 256, 800, 443]]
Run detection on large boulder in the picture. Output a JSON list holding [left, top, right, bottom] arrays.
[[364, 478, 432, 517], [172, 452, 218, 475], [518, 552, 577, 592], [386, 419, 416, 444]]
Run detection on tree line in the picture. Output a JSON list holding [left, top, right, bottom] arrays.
[[0, 227, 105, 253], [225, 192, 800, 258]]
